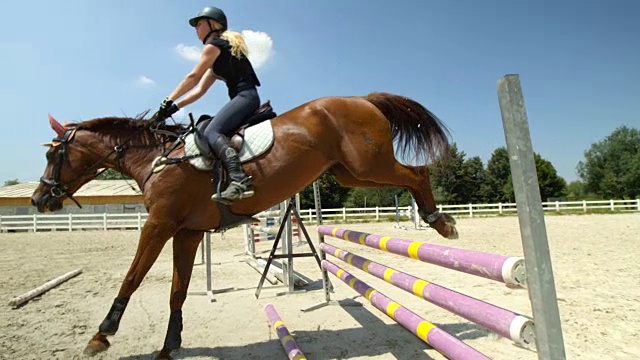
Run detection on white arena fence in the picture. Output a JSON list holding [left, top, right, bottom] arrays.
[[1, 199, 638, 233], [1, 213, 149, 232]]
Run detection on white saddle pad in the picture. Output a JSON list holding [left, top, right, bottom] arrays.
[[184, 120, 275, 171]]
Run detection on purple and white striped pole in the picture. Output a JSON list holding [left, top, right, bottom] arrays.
[[321, 243, 535, 349], [318, 226, 526, 288], [264, 303, 306, 360], [322, 260, 491, 360]]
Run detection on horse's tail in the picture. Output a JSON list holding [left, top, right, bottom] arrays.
[[364, 92, 451, 164]]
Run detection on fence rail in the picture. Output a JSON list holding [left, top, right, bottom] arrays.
[[299, 199, 640, 223], [1, 199, 638, 232], [1, 213, 149, 232]]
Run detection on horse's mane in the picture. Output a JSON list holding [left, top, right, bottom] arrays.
[[66, 110, 185, 146]]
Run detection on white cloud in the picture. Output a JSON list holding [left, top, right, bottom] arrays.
[[174, 30, 275, 69], [242, 30, 275, 69], [136, 75, 155, 86], [175, 44, 201, 62]]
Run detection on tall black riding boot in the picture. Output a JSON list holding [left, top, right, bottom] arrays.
[[208, 135, 254, 204]]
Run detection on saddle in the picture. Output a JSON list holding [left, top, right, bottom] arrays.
[[151, 99, 277, 190], [192, 101, 277, 158]]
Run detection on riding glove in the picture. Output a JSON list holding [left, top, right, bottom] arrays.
[[154, 97, 180, 122]]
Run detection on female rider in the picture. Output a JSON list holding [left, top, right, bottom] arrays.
[[156, 6, 261, 204]]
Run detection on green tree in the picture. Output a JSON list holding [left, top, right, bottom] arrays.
[[3, 179, 20, 186], [566, 180, 586, 199], [533, 155, 567, 200], [504, 153, 567, 202], [96, 168, 130, 180], [344, 187, 409, 208], [428, 143, 466, 204], [298, 173, 351, 209], [428, 145, 491, 204], [485, 147, 511, 203], [577, 126, 640, 199], [461, 156, 489, 204]]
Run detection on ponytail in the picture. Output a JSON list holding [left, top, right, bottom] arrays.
[[221, 30, 249, 58], [209, 20, 249, 59]]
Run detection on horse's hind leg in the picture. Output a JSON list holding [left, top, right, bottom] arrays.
[[84, 217, 178, 356], [330, 161, 458, 239], [157, 229, 204, 360]]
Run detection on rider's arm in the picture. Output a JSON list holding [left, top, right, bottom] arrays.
[[176, 69, 216, 108], [167, 44, 220, 101]]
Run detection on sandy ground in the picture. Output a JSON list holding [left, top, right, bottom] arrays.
[[0, 213, 639, 360]]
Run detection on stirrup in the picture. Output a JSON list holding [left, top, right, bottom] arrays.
[[211, 178, 254, 205]]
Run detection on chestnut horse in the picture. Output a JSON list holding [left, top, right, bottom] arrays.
[[31, 92, 458, 359]]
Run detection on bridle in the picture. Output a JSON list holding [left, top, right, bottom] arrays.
[[40, 127, 86, 207], [39, 125, 155, 208]]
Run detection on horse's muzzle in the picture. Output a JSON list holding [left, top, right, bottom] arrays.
[[31, 191, 63, 213]]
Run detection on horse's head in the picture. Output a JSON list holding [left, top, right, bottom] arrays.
[[31, 114, 103, 212], [31, 112, 184, 212]]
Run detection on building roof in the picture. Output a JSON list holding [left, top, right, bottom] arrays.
[[0, 180, 141, 198]]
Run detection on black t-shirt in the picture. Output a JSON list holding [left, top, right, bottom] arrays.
[[208, 37, 261, 98]]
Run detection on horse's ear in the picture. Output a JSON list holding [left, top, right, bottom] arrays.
[[48, 113, 65, 138]]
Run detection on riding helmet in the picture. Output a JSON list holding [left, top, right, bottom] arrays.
[[189, 6, 228, 32]]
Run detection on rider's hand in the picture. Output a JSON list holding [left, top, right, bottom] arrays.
[[154, 97, 180, 123]]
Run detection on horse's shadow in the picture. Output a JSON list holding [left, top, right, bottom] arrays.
[[119, 299, 493, 360]]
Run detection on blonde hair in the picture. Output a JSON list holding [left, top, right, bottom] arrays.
[[211, 21, 249, 59]]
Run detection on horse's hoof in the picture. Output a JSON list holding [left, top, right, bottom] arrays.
[[83, 338, 110, 356], [156, 349, 174, 360], [440, 213, 458, 239], [447, 227, 459, 240]]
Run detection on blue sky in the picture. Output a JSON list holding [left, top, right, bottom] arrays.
[[2, 0, 639, 184]]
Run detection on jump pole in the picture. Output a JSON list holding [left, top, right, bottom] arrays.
[[264, 303, 307, 360], [318, 226, 526, 288], [9, 268, 83, 308], [321, 243, 535, 349], [497, 74, 566, 359], [323, 260, 490, 360]]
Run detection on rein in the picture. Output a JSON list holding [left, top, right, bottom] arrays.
[[41, 123, 178, 208], [140, 114, 206, 187]]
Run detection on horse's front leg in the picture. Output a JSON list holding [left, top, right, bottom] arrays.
[[83, 217, 178, 356], [157, 229, 204, 360]]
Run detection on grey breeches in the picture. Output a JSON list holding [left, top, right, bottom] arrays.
[[203, 88, 260, 144]]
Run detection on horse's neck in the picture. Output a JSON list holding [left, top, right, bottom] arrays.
[[92, 130, 163, 185]]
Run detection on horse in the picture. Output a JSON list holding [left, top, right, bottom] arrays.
[[30, 92, 458, 359]]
